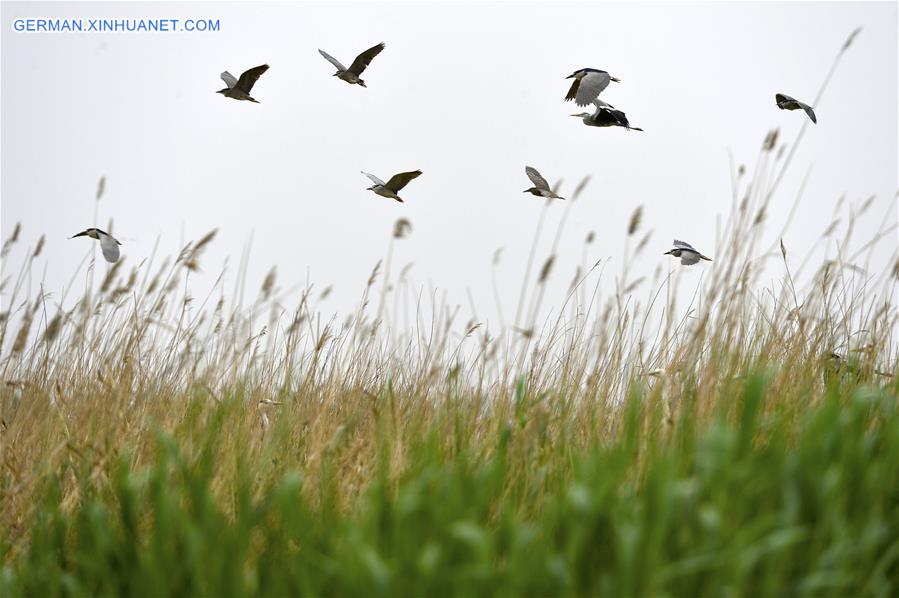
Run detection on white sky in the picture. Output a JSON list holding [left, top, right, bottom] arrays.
[[2, 1, 897, 333]]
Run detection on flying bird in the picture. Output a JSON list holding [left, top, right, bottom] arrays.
[[523, 166, 565, 200], [565, 68, 620, 107], [319, 43, 385, 87], [70, 228, 121, 263], [362, 170, 422, 202], [217, 64, 269, 102], [664, 240, 712, 265], [775, 93, 817, 124], [572, 101, 643, 131]]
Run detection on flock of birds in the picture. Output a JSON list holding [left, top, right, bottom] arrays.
[[70, 42, 820, 269]]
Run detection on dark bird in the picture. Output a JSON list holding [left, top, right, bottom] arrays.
[[217, 64, 269, 103], [362, 170, 422, 202], [523, 166, 564, 200], [775, 93, 817, 124], [823, 351, 893, 385], [70, 227, 121, 263], [664, 240, 712, 265], [571, 101, 643, 131], [319, 43, 385, 87], [565, 68, 620, 107]]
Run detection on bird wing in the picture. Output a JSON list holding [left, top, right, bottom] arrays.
[[236, 64, 269, 93], [564, 78, 582, 103], [673, 239, 697, 251], [571, 71, 612, 107], [680, 252, 701, 266], [525, 166, 551, 191], [361, 171, 386, 186], [220, 71, 238, 89], [799, 103, 817, 124], [385, 170, 422, 192], [606, 108, 630, 127], [99, 232, 121, 263], [611, 109, 642, 130], [318, 49, 347, 72], [348, 42, 385, 76]]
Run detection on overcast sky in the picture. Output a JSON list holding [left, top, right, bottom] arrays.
[[2, 1, 896, 332]]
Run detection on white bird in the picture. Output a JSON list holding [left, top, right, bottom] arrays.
[[70, 227, 121, 263], [775, 93, 817, 124], [523, 166, 564, 200], [664, 240, 712, 265], [217, 64, 269, 103], [361, 170, 422, 202], [571, 100, 643, 131], [319, 43, 385, 87], [565, 68, 620, 107]]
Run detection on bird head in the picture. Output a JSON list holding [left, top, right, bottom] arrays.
[[565, 71, 580, 79], [664, 249, 681, 257]]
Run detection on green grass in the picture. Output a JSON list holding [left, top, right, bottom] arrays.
[[3, 374, 898, 597]]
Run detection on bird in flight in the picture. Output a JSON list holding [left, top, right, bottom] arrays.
[[775, 93, 817, 124], [217, 64, 269, 103], [70, 228, 121, 263], [664, 240, 712, 265], [319, 43, 385, 87], [362, 170, 422, 202], [572, 100, 643, 131], [565, 68, 620, 107], [523, 166, 565, 200]]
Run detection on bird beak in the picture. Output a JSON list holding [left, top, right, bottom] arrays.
[[569, 113, 581, 117], [70, 231, 87, 239], [663, 250, 672, 255], [565, 73, 575, 79]]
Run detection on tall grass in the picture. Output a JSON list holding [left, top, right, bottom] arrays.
[[3, 379, 898, 596], [1, 26, 897, 596]]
